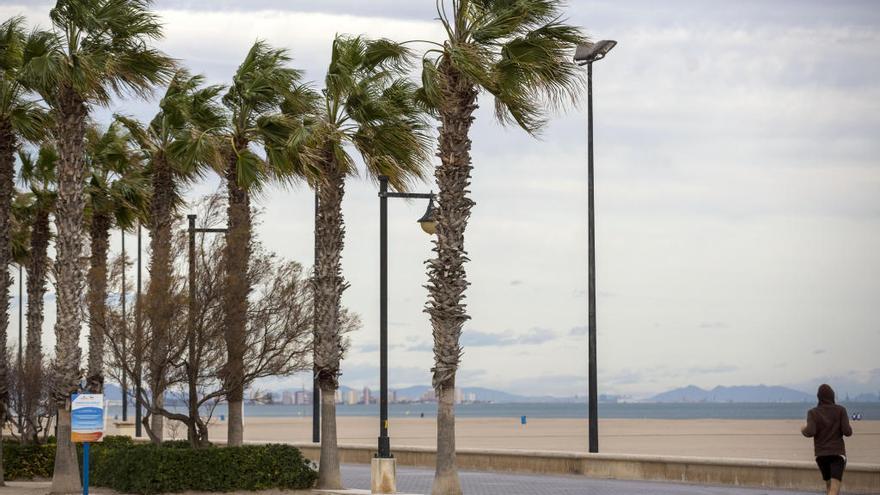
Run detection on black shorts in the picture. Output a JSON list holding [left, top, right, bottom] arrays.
[[816, 455, 846, 481]]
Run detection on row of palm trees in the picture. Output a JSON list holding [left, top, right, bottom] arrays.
[[1, 1, 585, 494]]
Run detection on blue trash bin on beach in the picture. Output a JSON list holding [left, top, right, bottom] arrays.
[[521, 415, 527, 425]]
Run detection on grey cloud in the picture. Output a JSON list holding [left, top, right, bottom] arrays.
[[405, 342, 434, 353], [358, 343, 378, 353], [569, 326, 588, 336], [461, 327, 557, 347], [509, 279, 523, 286], [603, 369, 645, 386], [153, 0, 434, 20], [813, 349, 827, 355], [688, 365, 739, 374]]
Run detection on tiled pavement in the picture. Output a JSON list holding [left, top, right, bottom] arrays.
[[340, 464, 821, 495]]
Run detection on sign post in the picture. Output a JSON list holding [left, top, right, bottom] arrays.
[[71, 394, 104, 495]]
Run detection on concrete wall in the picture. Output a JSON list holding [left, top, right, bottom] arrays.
[[286, 443, 880, 494]]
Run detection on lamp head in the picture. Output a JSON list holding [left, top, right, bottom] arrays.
[[417, 196, 437, 235], [574, 40, 617, 65]]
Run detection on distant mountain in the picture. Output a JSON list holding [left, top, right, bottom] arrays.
[[649, 385, 813, 403]]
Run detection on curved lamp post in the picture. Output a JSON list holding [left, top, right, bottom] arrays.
[[377, 175, 436, 459], [574, 39, 616, 454]]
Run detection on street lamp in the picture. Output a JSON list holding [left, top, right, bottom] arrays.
[[377, 175, 436, 460], [312, 191, 320, 444], [135, 223, 143, 437], [574, 39, 616, 454], [187, 215, 227, 441]]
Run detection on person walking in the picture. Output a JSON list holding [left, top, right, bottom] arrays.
[[802, 384, 853, 495]]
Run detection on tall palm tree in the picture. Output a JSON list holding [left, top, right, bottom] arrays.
[[16, 145, 57, 445], [19, 1, 173, 490], [0, 17, 47, 482], [419, 2, 585, 492], [218, 41, 310, 446], [84, 123, 149, 394], [303, 35, 431, 489], [116, 69, 225, 442]]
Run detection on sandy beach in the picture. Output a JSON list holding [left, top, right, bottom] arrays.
[[111, 417, 880, 464]]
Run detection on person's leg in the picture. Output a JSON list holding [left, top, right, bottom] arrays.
[[826, 455, 846, 495], [829, 479, 841, 495], [816, 456, 833, 494]]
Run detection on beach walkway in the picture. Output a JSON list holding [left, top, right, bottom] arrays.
[[340, 464, 819, 495]]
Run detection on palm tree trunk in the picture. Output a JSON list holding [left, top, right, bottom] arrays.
[[314, 164, 346, 489], [86, 213, 111, 393], [50, 85, 86, 495], [51, 403, 81, 493], [223, 146, 250, 446], [318, 383, 341, 488], [23, 209, 50, 444], [146, 155, 174, 443], [426, 63, 478, 495], [0, 119, 16, 485]]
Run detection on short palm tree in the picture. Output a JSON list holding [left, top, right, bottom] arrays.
[[0, 18, 47, 472], [84, 123, 149, 394], [419, 2, 585, 492], [304, 35, 431, 489], [19, 0, 174, 490], [217, 41, 311, 446], [16, 145, 57, 444], [116, 69, 224, 441]]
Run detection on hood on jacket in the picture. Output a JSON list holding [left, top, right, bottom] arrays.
[[818, 384, 835, 405]]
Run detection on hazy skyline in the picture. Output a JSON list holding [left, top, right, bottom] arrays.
[[3, 0, 878, 399]]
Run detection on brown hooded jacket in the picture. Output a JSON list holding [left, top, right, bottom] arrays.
[[802, 384, 853, 457]]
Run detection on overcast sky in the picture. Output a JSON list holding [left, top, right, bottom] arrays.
[[3, 0, 879, 399]]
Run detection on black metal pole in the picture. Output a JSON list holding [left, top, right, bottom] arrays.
[[187, 215, 198, 444], [17, 264, 23, 434], [121, 231, 128, 421], [587, 61, 599, 454], [312, 191, 320, 443], [378, 176, 390, 458], [135, 223, 143, 437]]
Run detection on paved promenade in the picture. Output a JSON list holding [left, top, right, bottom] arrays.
[[341, 464, 820, 495]]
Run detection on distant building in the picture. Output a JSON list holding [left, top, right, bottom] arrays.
[[466, 392, 477, 403], [346, 390, 358, 405], [420, 389, 436, 402], [362, 386, 372, 405], [389, 390, 397, 404], [294, 390, 311, 405], [282, 390, 293, 405], [335, 389, 343, 404], [454, 388, 463, 404]]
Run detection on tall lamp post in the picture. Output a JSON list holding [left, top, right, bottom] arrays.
[[187, 215, 227, 440], [312, 191, 320, 444], [121, 231, 127, 422], [135, 223, 143, 437], [17, 264, 23, 435], [574, 39, 616, 454], [377, 175, 436, 459]]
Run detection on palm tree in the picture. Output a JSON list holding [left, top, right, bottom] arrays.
[[217, 41, 311, 446], [303, 35, 431, 489], [84, 123, 149, 394], [0, 17, 47, 482], [19, 1, 173, 490], [116, 69, 225, 442], [16, 145, 57, 445], [419, 2, 585, 492]]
